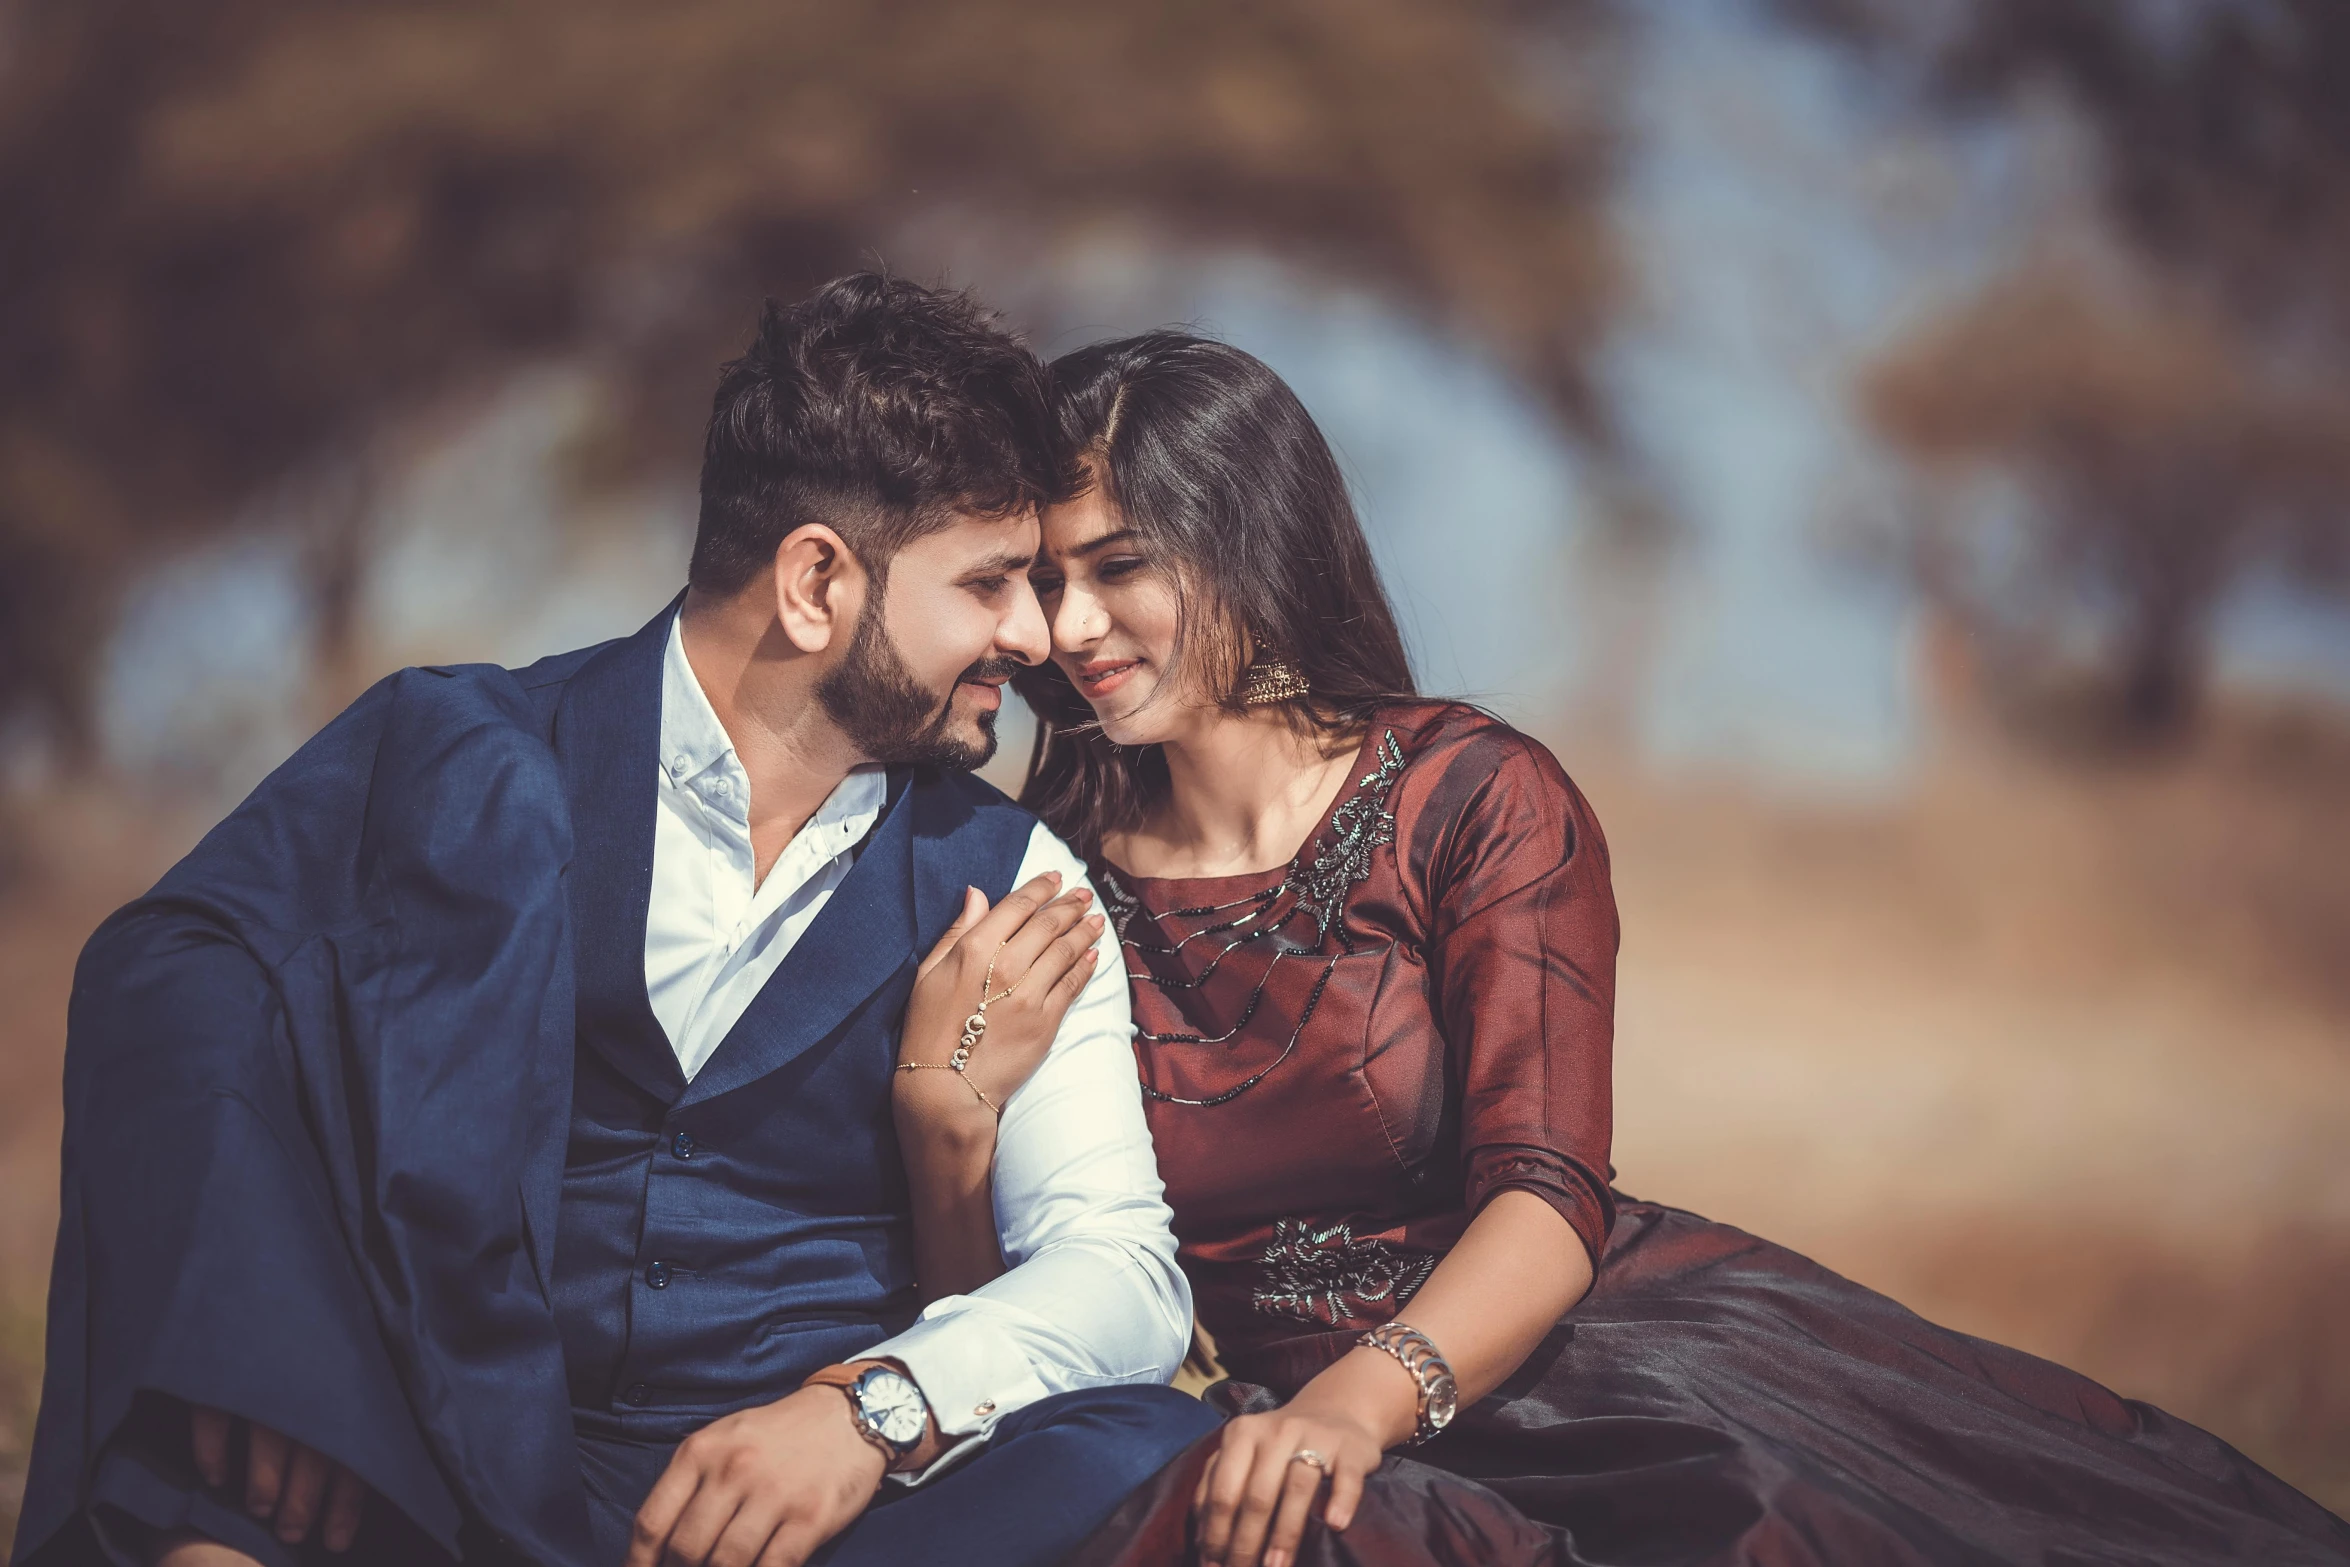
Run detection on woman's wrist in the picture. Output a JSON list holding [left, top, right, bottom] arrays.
[[1290, 1346, 1422, 1452], [891, 1073, 1000, 1158]]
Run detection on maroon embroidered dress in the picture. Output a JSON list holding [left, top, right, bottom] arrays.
[[1075, 702, 2349, 1567]]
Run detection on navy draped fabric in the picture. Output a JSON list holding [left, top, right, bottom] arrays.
[[20, 661, 589, 1566]]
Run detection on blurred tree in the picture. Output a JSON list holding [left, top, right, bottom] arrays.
[[0, 0, 1624, 761], [1865, 258, 2350, 735], [1788, 0, 2350, 736]]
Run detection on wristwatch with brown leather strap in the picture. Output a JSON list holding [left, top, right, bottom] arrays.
[[803, 1361, 946, 1473]]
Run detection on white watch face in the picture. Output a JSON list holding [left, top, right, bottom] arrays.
[[857, 1370, 930, 1448], [1425, 1371, 1459, 1432]]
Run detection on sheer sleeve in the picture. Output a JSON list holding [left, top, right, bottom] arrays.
[[1414, 723, 1618, 1267]]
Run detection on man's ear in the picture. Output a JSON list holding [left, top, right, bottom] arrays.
[[769, 524, 867, 654]]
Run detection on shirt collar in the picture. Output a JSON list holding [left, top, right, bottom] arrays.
[[658, 612, 890, 834], [659, 613, 736, 785], [806, 764, 890, 844]]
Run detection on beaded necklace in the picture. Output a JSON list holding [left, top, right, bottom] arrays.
[[1102, 731, 1406, 1107]]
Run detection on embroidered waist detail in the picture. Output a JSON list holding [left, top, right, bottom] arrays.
[[1247, 1216, 1437, 1328]]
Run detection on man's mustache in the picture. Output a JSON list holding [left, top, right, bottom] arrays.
[[956, 656, 1026, 685]]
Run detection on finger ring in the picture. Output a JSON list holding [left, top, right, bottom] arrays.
[[1290, 1449, 1328, 1470]]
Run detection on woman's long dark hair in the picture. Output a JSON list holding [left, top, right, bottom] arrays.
[[1017, 331, 1416, 858]]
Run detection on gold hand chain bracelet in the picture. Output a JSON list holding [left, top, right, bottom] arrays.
[[896, 938, 1020, 1117]]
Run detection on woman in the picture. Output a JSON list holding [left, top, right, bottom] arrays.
[[914, 331, 2350, 1567]]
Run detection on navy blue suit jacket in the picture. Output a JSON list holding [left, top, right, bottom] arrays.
[[16, 607, 1037, 1567]]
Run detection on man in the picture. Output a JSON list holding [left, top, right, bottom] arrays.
[[15, 275, 1216, 1567]]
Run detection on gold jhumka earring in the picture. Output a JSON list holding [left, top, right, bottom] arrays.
[[1239, 658, 1310, 705]]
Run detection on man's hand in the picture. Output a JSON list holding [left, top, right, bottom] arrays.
[[188, 1404, 369, 1553], [625, 1385, 888, 1567]]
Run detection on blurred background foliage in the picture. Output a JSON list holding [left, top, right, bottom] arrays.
[[1806, 0, 2350, 734], [0, 0, 1621, 758], [5, 0, 2350, 1545]]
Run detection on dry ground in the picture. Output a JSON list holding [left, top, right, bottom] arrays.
[[1, 699, 2345, 1552]]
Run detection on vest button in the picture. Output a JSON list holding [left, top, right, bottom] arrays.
[[624, 1383, 649, 1405], [672, 1130, 696, 1160], [646, 1260, 671, 1289]]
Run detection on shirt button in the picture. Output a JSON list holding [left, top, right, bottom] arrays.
[[710, 778, 732, 799], [672, 1130, 696, 1160], [646, 1260, 671, 1289], [973, 1400, 996, 1417], [624, 1383, 649, 1405]]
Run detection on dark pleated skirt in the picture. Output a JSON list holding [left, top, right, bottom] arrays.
[[1070, 1200, 2350, 1567]]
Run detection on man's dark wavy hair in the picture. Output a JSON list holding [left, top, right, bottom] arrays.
[[690, 273, 1063, 594]]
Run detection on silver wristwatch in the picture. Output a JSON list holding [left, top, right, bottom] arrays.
[[836, 1364, 931, 1462], [1358, 1321, 1459, 1444]]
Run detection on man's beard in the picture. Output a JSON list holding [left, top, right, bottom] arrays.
[[815, 595, 1017, 770]]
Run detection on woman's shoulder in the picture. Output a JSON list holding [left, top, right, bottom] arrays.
[[1365, 700, 1606, 877], [1371, 699, 1573, 789]]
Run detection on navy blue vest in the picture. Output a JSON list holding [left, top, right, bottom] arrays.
[[518, 609, 1035, 1417]]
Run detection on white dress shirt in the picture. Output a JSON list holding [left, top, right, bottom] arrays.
[[643, 617, 1189, 1455]]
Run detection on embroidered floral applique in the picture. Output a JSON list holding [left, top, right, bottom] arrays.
[[1294, 732, 1404, 938], [1251, 1215, 1437, 1326], [1095, 866, 1143, 939]]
